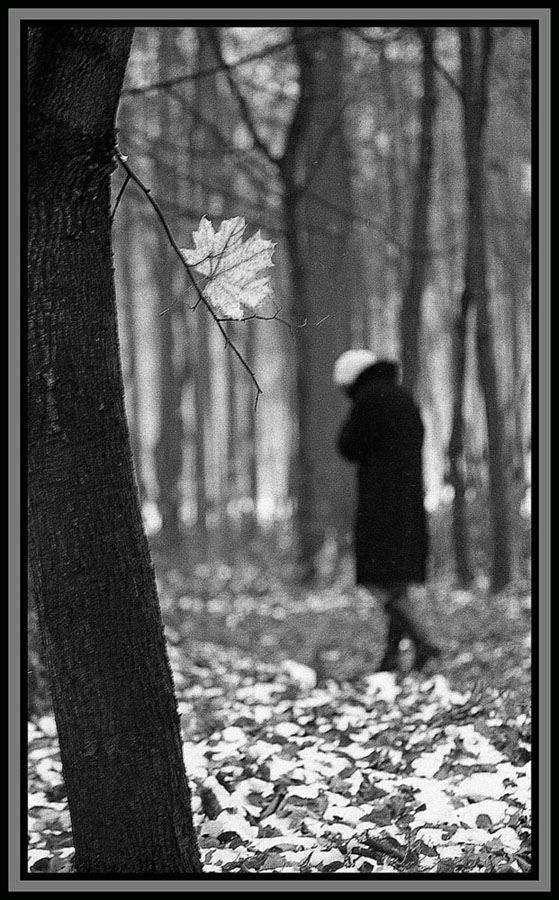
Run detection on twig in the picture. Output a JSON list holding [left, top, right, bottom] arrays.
[[114, 148, 263, 408], [215, 308, 308, 332], [421, 34, 465, 101], [158, 295, 184, 317], [347, 25, 401, 49], [110, 172, 130, 223], [207, 29, 279, 167]]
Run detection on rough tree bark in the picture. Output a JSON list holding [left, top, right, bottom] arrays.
[[400, 27, 437, 399], [27, 26, 202, 873], [460, 26, 512, 592]]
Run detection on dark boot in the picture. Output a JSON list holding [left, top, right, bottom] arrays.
[[413, 641, 441, 672], [387, 590, 441, 672], [377, 614, 405, 671]]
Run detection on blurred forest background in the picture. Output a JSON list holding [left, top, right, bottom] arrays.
[[112, 25, 531, 583]]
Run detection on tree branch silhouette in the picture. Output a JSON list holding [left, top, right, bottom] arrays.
[[122, 28, 338, 96], [114, 148, 264, 408], [205, 27, 280, 167]]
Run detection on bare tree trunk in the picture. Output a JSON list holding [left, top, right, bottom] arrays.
[[221, 321, 238, 554], [379, 45, 407, 305], [154, 30, 184, 545], [508, 270, 528, 490], [245, 320, 259, 533], [490, 171, 530, 498], [282, 196, 315, 568], [438, 119, 475, 586], [155, 263, 184, 543], [400, 28, 437, 398], [448, 287, 475, 585], [27, 26, 201, 873], [192, 308, 210, 548], [460, 26, 512, 592], [281, 27, 354, 579], [189, 26, 228, 551]]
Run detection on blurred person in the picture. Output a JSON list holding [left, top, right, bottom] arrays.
[[334, 350, 440, 672]]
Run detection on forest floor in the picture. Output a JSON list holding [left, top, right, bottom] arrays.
[[28, 552, 532, 877]]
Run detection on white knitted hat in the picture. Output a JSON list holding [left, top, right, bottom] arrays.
[[333, 349, 378, 388]]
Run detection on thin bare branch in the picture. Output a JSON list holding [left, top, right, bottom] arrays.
[[415, 27, 465, 100], [110, 172, 130, 223], [205, 28, 280, 167], [121, 28, 339, 96], [115, 148, 263, 404], [123, 124, 460, 261], [432, 55, 464, 100], [216, 307, 308, 330], [122, 35, 297, 95]]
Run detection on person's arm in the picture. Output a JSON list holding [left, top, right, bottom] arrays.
[[337, 396, 377, 463]]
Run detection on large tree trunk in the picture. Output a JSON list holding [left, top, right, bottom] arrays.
[[400, 27, 437, 399], [27, 26, 201, 874], [460, 26, 512, 592], [281, 27, 354, 579]]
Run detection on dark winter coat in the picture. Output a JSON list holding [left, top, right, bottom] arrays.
[[337, 361, 428, 588]]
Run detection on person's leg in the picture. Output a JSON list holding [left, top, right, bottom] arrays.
[[385, 584, 441, 672], [362, 584, 403, 671], [377, 612, 405, 671]]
